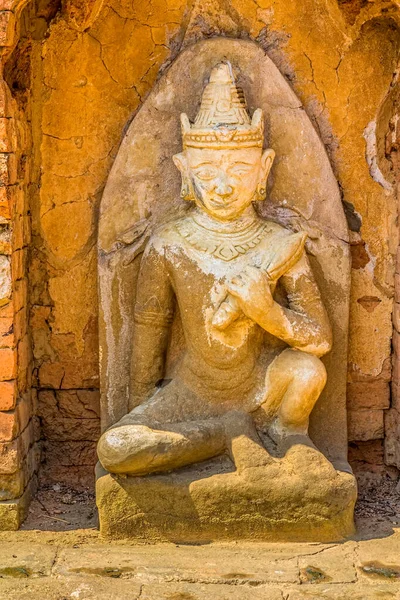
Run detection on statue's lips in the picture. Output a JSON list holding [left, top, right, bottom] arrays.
[[208, 197, 238, 209]]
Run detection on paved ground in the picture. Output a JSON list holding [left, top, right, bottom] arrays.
[[0, 527, 399, 599]]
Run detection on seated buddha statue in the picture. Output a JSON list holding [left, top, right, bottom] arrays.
[[97, 62, 332, 477]]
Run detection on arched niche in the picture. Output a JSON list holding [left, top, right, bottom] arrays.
[[98, 37, 350, 466]]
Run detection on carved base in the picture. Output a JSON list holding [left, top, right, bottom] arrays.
[[96, 442, 357, 542]]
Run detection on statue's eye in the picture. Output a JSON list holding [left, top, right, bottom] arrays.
[[194, 168, 217, 180], [230, 166, 252, 176]]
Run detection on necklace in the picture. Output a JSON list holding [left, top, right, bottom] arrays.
[[176, 212, 270, 261]]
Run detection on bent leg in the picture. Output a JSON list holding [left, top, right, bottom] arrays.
[[261, 348, 327, 441], [97, 418, 227, 475]]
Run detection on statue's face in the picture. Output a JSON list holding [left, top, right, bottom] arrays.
[[174, 147, 274, 222]]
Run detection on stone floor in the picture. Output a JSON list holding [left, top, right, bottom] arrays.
[[0, 527, 399, 599]]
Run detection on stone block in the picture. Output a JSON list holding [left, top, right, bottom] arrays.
[[0, 347, 15, 381], [96, 443, 357, 543], [0, 410, 16, 440], [0, 118, 16, 153], [347, 409, 384, 442], [38, 359, 99, 389], [0, 420, 34, 474], [11, 248, 27, 284], [13, 304, 26, 344], [357, 533, 400, 582], [0, 186, 10, 220], [12, 214, 30, 251], [0, 577, 142, 599], [298, 542, 357, 584], [347, 380, 390, 410], [12, 277, 27, 314], [0, 393, 32, 441], [391, 380, 400, 411], [41, 415, 100, 442], [43, 440, 97, 467], [393, 301, 400, 333], [0, 542, 56, 577], [0, 315, 13, 348], [140, 584, 282, 599], [384, 408, 400, 468], [0, 475, 36, 531], [54, 544, 300, 584], [0, 255, 11, 306], [0, 380, 15, 410], [0, 223, 10, 254], [348, 440, 384, 470], [0, 442, 39, 500], [38, 389, 100, 420], [288, 584, 400, 599], [0, 153, 17, 185], [0, 10, 14, 47]]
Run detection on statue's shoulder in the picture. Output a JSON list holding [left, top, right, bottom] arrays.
[[145, 219, 183, 253], [260, 219, 296, 241]]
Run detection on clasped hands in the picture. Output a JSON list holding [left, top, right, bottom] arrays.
[[225, 266, 275, 325]]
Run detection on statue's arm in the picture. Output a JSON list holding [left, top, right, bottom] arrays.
[[129, 241, 174, 410], [226, 252, 332, 357], [262, 253, 332, 357]]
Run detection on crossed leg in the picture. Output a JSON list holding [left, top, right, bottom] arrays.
[[260, 347, 327, 442], [97, 382, 262, 476], [97, 349, 327, 476]]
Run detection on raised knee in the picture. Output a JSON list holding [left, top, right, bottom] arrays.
[[97, 428, 130, 472], [289, 350, 327, 389], [300, 353, 327, 388]]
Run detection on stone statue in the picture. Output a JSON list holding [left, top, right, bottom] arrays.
[[97, 62, 333, 477]]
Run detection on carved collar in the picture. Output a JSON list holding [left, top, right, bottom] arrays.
[[176, 211, 270, 261]]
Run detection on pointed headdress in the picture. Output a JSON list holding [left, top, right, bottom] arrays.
[[181, 62, 264, 149]]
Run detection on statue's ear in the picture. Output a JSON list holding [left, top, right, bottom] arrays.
[[260, 149, 275, 182], [173, 152, 194, 202], [173, 152, 187, 174]]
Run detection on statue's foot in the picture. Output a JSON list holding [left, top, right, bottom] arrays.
[[267, 418, 318, 454], [223, 410, 274, 472]]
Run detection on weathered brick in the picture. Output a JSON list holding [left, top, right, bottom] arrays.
[[0, 152, 17, 185], [0, 421, 34, 474], [38, 389, 100, 420], [348, 409, 384, 442], [0, 117, 16, 153], [12, 213, 30, 250], [0, 10, 15, 47], [11, 247, 27, 282], [0, 380, 15, 410], [0, 301, 12, 318], [0, 223, 11, 254], [0, 410, 16, 441], [0, 255, 11, 305], [0, 2, 16, 11], [0, 347, 15, 380], [0, 315, 13, 348], [12, 277, 27, 314], [0, 443, 39, 500], [0, 186, 10, 220], [348, 439, 384, 470], [384, 408, 400, 468], [13, 304, 26, 343], [347, 380, 390, 410], [44, 440, 97, 467], [393, 301, 400, 333]]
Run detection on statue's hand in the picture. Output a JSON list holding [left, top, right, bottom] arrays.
[[226, 266, 274, 324]]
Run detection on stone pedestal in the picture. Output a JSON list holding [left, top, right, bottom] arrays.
[[96, 441, 357, 543]]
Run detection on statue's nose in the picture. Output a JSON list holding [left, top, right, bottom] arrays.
[[215, 177, 233, 197]]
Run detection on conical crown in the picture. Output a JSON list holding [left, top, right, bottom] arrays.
[[181, 62, 264, 149]]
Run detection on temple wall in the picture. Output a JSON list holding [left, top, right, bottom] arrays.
[[0, 0, 399, 524]]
